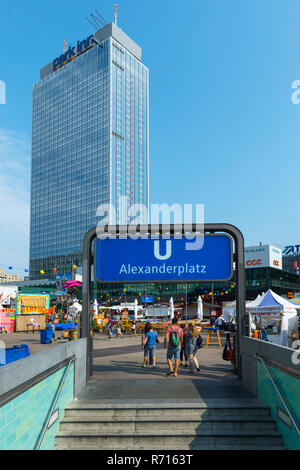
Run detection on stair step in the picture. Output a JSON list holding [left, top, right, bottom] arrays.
[[56, 401, 283, 450], [64, 407, 270, 419], [54, 445, 286, 451], [61, 415, 275, 423], [60, 417, 276, 432], [55, 429, 283, 447]]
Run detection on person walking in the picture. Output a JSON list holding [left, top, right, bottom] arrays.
[[107, 317, 113, 339], [141, 322, 152, 363], [164, 318, 183, 377], [142, 323, 159, 369], [131, 318, 137, 337], [116, 321, 123, 338], [216, 314, 225, 335], [185, 323, 201, 373], [180, 324, 189, 367]]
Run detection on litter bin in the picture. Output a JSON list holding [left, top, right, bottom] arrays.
[[40, 329, 54, 344], [0, 344, 30, 366], [69, 329, 78, 341]]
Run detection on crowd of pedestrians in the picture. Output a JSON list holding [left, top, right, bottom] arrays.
[[103, 314, 203, 376], [140, 317, 202, 376]]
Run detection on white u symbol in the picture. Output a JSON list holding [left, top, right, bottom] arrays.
[[154, 240, 172, 260]]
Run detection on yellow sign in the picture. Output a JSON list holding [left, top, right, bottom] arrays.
[[21, 307, 48, 314]]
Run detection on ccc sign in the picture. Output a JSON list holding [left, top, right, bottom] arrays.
[[246, 259, 280, 267], [246, 259, 262, 266]]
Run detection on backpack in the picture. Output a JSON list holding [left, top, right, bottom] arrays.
[[196, 335, 203, 349], [225, 320, 236, 332], [222, 333, 233, 361], [169, 327, 180, 347]]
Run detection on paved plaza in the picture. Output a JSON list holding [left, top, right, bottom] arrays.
[[81, 333, 254, 404], [0, 330, 69, 355], [1, 330, 255, 403]]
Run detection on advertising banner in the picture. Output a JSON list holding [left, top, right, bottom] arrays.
[[0, 286, 18, 305], [245, 245, 282, 270]]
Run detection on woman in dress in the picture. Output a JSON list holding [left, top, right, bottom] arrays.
[[185, 323, 201, 373]]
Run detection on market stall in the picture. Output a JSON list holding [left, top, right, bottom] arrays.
[[15, 293, 50, 332], [246, 290, 298, 347], [0, 311, 14, 333]]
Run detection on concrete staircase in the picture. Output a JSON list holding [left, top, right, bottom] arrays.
[[54, 402, 285, 450]]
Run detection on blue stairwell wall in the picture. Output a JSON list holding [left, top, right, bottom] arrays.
[[0, 339, 87, 450], [0, 363, 74, 450], [257, 362, 300, 450]]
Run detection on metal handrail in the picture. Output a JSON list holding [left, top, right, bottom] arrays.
[[256, 355, 300, 436], [34, 355, 75, 450]]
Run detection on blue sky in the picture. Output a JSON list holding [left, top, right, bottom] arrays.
[[0, 0, 300, 275]]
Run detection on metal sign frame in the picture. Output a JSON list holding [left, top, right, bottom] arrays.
[[82, 224, 245, 381]]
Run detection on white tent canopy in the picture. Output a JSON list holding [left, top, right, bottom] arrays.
[[69, 302, 82, 320], [246, 289, 298, 347], [246, 294, 263, 308], [70, 302, 82, 312]]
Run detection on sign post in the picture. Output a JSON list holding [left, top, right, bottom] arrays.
[[82, 224, 245, 381]]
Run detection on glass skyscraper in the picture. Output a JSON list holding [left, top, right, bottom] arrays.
[[30, 23, 149, 279]]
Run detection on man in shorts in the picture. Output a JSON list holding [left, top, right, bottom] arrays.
[[164, 318, 183, 377]]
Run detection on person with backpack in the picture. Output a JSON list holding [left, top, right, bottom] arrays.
[[185, 323, 201, 373], [164, 317, 183, 377]]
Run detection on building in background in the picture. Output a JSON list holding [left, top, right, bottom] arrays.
[[0, 269, 24, 284], [245, 244, 282, 270], [282, 244, 300, 276], [244, 244, 300, 298], [30, 22, 149, 279]]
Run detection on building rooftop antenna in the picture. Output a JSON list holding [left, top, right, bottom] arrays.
[[90, 13, 104, 28], [85, 16, 99, 31], [114, 2, 117, 25], [95, 10, 108, 26]]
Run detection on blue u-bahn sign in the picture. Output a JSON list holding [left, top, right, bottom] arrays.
[[94, 235, 233, 283]]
